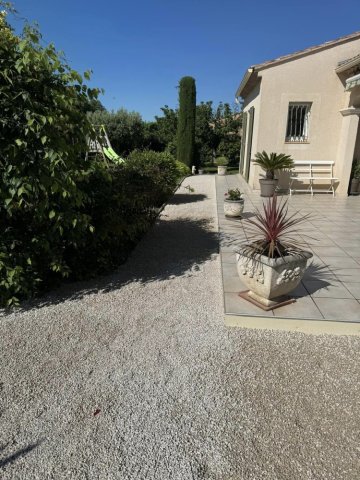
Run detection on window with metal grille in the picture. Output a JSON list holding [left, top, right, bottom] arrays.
[[285, 103, 311, 142]]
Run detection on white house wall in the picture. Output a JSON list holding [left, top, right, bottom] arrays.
[[245, 37, 360, 193]]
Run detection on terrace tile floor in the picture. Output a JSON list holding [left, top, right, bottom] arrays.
[[217, 174, 360, 323]]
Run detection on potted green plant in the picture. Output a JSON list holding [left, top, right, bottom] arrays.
[[224, 188, 244, 217], [350, 159, 360, 195], [234, 195, 312, 309], [215, 156, 229, 175], [253, 151, 294, 197]]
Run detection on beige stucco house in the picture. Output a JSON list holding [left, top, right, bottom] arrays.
[[236, 31, 360, 195]]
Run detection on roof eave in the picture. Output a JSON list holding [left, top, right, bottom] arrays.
[[336, 56, 360, 73], [235, 68, 254, 98]]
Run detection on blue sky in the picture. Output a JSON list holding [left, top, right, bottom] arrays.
[[9, 0, 360, 120]]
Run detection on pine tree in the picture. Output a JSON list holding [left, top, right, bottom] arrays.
[[177, 76, 196, 167]]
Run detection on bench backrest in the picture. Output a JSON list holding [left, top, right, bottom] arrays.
[[292, 161, 334, 178]]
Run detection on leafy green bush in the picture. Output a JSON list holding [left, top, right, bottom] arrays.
[[65, 166, 156, 277], [175, 161, 191, 178], [0, 11, 102, 306], [0, 12, 180, 307], [127, 150, 179, 206], [215, 156, 229, 166], [66, 152, 180, 279]]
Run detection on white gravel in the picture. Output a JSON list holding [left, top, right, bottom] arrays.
[[1, 175, 360, 479]]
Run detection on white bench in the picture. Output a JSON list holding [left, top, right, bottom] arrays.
[[289, 161, 338, 196]]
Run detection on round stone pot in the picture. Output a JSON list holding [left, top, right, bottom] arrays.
[[217, 166, 227, 175], [224, 198, 244, 217], [259, 178, 278, 197], [198, 169, 204, 175], [234, 247, 312, 307]]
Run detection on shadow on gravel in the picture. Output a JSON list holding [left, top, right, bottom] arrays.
[[0, 440, 43, 469], [167, 193, 208, 205], [11, 217, 219, 313]]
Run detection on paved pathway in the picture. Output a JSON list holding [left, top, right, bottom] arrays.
[[217, 174, 360, 323], [1, 175, 360, 479]]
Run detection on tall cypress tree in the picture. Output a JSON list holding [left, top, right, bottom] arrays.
[[177, 76, 196, 167]]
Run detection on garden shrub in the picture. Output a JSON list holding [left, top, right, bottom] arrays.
[[0, 11, 194, 307], [175, 161, 191, 178], [127, 150, 179, 206], [0, 11, 102, 306], [65, 165, 157, 278], [66, 152, 180, 279], [215, 156, 229, 166]]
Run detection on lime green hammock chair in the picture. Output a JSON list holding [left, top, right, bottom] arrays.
[[88, 125, 125, 164]]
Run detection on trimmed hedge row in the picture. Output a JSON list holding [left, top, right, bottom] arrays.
[[1, 150, 188, 307]]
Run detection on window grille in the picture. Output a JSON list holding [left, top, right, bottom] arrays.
[[285, 103, 311, 142]]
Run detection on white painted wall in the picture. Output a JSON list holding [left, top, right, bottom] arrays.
[[242, 37, 360, 194]]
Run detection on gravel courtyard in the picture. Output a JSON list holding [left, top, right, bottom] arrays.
[[1, 175, 360, 480]]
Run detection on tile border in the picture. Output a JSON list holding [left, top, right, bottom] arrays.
[[225, 314, 360, 336]]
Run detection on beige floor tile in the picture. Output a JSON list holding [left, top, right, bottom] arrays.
[[303, 280, 354, 299], [222, 262, 238, 277], [311, 246, 350, 257], [313, 298, 360, 322], [224, 292, 274, 316], [274, 296, 324, 320], [332, 268, 360, 283], [344, 248, 360, 257], [320, 256, 360, 269], [222, 275, 246, 293], [221, 252, 236, 264], [343, 283, 360, 300]]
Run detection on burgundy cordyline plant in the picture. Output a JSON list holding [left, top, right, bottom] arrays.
[[242, 195, 311, 258]]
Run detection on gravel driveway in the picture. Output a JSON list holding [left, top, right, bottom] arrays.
[[1, 175, 360, 479]]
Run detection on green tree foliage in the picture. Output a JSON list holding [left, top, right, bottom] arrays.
[[150, 100, 241, 167], [88, 108, 145, 156], [0, 10, 102, 306], [195, 101, 217, 165], [177, 76, 196, 167], [83, 97, 106, 114], [143, 106, 178, 154], [213, 102, 242, 166]]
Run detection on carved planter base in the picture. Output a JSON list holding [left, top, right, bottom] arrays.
[[239, 290, 296, 311], [234, 248, 313, 306]]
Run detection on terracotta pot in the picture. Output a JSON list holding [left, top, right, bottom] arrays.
[[259, 178, 278, 197], [217, 166, 227, 175], [234, 247, 312, 307], [224, 199, 244, 217]]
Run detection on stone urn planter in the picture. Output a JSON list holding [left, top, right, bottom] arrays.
[[217, 165, 227, 176], [259, 178, 278, 197], [234, 248, 312, 307], [215, 156, 229, 176], [253, 151, 294, 197], [224, 188, 244, 217], [224, 198, 244, 217], [233, 194, 313, 310], [198, 169, 204, 175]]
